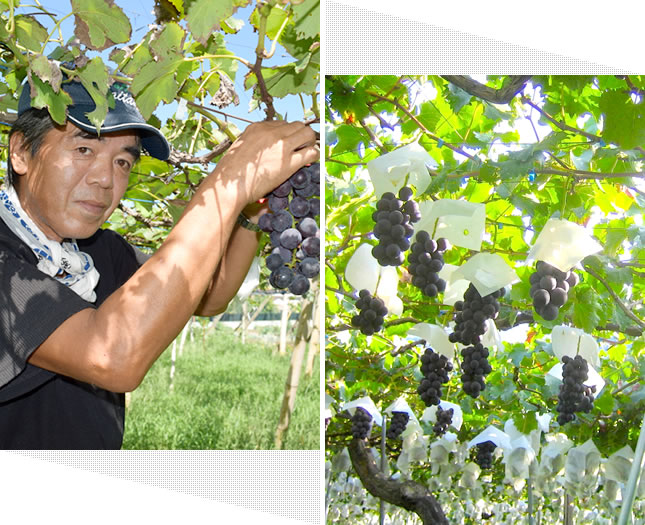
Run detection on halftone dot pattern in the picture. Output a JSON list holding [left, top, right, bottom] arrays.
[[10, 450, 321, 524], [326, 2, 633, 74]]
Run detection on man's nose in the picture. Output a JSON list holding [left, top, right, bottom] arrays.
[[85, 154, 115, 189]]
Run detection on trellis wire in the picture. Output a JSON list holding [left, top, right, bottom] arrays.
[[380, 413, 387, 525], [617, 412, 645, 525]]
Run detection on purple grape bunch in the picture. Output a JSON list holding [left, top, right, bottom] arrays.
[[417, 347, 453, 406], [351, 407, 373, 439], [371, 186, 421, 266], [474, 440, 496, 470], [259, 163, 320, 295], [529, 260, 579, 321], [556, 355, 595, 425], [407, 232, 449, 298], [460, 342, 492, 398], [449, 284, 504, 346], [386, 411, 410, 440]]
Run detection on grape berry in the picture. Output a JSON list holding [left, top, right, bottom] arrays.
[[260, 163, 320, 295]]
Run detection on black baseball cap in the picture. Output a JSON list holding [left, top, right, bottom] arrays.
[[18, 78, 170, 161]]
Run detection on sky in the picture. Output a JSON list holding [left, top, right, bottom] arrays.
[[15, 0, 315, 130]]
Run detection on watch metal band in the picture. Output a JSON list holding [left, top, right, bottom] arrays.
[[236, 212, 263, 233]]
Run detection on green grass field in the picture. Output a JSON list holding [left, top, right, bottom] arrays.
[[121, 325, 320, 449]]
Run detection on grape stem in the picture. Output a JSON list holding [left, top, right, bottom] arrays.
[[431, 218, 439, 240]]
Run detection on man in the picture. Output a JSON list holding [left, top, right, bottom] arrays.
[[0, 78, 317, 448]]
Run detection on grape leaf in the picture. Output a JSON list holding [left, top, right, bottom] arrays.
[[250, 5, 288, 39], [186, 0, 251, 45], [600, 89, 645, 150], [150, 22, 185, 61], [134, 59, 192, 120], [594, 391, 615, 415], [75, 57, 110, 130], [30, 55, 62, 92], [572, 284, 602, 333], [28, 74, 73, 124], [291, 0, 320, 39], [512, 412, 538, 434], [255, 52, 319, 99], [71, 0, 131, 51], [15, 15, 48, 52]]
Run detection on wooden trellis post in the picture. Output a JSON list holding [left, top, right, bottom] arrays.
[[275, 292, 316, 448]]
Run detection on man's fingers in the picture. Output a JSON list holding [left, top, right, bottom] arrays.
[[285, 124, 317, 152], [290, 143, 320, 172]]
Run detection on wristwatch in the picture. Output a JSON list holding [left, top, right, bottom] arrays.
[[236, 212, 263, 233]]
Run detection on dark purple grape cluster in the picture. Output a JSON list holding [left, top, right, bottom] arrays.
[[371, 186, 421, 266], [433, 406, 454, 436], [474, 440, 496, 470], [529, 261, 579, 321], [417, 347, 453, 406], [259, 163, 320, 295], [460, 342, 492, 398], [449, 284, 504, 345], [556, 355, 595, 425], [386, 411, 410, 440], [407, 232, 449, 298], [351, 407, 373, 439], [351, 289, 388, 335]]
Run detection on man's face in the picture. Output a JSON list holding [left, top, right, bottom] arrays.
[[11, 121, 139, 241]]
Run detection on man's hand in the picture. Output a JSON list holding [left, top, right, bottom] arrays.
[[211, 121, 318, 208]]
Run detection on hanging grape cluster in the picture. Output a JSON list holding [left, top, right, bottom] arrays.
[[460, 342, 492, 398], [556, 355, 595, 425], [386, 411, 410, 440], [407, 232, 449, 298], [371, 186, 421, 267], [417, 347, 453, 406], [260, 163, 320, 295], [529, 260, 580, 321], [449, 284, 504, 346], [351, 407, 373, 439], [474, 440, 496, 470], [433, 406, 454, 436], [351, 289, 388, 335]]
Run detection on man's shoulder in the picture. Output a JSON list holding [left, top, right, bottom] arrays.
[[0, 217, 37, 262], [79, 227, 151, 268]]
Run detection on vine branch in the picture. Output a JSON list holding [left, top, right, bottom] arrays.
[[366, 92, 478, 162], [347, 439, 448, 525], [252, 2, 277, 121], [583, 265, 645, 330], [441, 75, 533, 104], [522, 97, 601, 142]]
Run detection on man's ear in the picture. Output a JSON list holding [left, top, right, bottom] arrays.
[[9, 133, 29, 175]]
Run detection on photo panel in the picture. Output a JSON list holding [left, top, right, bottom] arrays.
[[324, 74, 645, 524]]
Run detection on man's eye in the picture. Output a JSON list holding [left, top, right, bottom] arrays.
[[77, 146, 91, 154], [117, 159, 132, 170]]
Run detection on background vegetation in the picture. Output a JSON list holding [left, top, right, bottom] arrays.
[[123, 325, 320, 450]]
